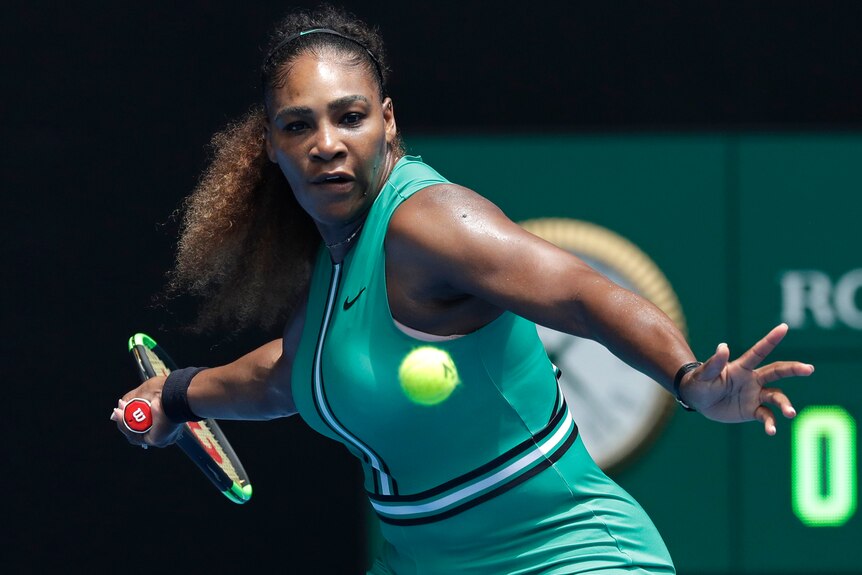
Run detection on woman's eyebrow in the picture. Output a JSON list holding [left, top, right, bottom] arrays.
[[328, 95, 370, 111], [275, 96, 370, 121], [275, 105, 313, 120]]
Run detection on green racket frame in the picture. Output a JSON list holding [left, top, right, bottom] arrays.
[[128, 333, 253, 504]]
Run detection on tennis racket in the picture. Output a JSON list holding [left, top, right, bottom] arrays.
[[126, 332, 253, 504]]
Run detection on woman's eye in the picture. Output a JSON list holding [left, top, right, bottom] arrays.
[[342, 112, 363, 126], [283, 121, 307, 133]]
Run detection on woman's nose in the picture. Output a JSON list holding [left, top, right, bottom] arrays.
[[310, 123, 347, 161]]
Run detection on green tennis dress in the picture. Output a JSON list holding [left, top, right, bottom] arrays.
[[290, 156, 676, 574]]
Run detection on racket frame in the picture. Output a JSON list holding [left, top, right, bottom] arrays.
[[128, 333, 253, 504]]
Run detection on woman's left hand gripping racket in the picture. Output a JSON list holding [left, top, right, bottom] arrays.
[[125, 333, 253, 504]]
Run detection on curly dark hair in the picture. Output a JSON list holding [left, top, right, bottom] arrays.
[[167, 4, 401, 333]]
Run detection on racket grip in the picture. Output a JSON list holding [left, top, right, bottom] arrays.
[[123, 398, 154, 433]]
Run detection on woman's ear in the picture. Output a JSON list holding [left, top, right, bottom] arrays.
[[382, 97, 397, 144]]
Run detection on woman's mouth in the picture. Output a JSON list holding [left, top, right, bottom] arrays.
[[311, 172, 354, 185]]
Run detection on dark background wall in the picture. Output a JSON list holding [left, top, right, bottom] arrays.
[[5, 1, 861, 573]]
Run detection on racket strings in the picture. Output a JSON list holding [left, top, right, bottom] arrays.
[[142, 346, 248, 487], [187, 422, 247, 485], [143, 348, 171, 377]]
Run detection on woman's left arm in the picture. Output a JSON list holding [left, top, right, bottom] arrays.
[[389, 184, 814, 434]]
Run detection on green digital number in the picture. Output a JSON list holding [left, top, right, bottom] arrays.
[[792, 406, 857, 527]]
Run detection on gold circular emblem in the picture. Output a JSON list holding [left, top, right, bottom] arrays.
[[520, 218, 687, 473]]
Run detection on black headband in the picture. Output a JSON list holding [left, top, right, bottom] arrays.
[[264, 28, 384, 87]]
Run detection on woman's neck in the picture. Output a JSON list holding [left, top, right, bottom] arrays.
[[324, 219, 365, 264], [322, 151, 402, 263]]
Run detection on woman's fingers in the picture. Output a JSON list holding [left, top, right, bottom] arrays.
[[759, 387, 797, 418], [752, 387, 800, 435], [736, 323, 789, 371], [757, 361, 815, 384], [754, 405, 778, 436], [698, 342, 730, 381]]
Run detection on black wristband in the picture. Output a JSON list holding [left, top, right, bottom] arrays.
[[161, 367, 208, 424], [673, 362, 703, 412]]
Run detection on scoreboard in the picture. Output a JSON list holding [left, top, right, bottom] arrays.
[[409, 134, 862, 574]]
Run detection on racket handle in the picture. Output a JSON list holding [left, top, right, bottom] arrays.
[[123, 398, 153, 433]]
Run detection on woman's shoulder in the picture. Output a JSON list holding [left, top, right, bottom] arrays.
[[386, 180, 510, 267], [391, 182, 491, 233], [385, 155, 451, 198]]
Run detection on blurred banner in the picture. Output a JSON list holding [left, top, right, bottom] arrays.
[[408, 134, 862, 574]]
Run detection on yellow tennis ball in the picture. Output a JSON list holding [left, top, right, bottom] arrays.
[[398, 346, 460, 406]]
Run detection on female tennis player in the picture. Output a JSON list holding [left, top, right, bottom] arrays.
[[112, 6, 813, 573]]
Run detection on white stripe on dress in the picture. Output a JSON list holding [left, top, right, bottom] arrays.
[[314, 263, 394, 495], [371, 405, 575, 516]]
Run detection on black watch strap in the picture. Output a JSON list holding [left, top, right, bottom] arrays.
[[673, 361, 702, 412]]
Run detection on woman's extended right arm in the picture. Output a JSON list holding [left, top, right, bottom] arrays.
[[113, 300, 306, 447]]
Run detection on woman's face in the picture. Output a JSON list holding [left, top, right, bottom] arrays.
[[265, 52, 397, 241]]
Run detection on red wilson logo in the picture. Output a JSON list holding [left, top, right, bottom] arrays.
[[186, 422, 224, 464], [123, 399, 152, 433]]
